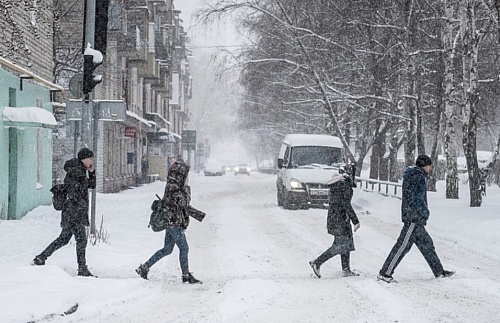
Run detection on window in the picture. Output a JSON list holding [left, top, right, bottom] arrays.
[[9, 88, 16, 107], [290, 146, 344, 168], [108, 4, 122, 31]]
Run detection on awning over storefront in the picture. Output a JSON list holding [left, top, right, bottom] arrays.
[[2, 107, 57, 129], [147, 130, 176, 143], [126, 110, 154, 128]]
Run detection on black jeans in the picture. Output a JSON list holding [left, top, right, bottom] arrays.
[[39, 224, 88, 267], [380, 222, 444, 277]]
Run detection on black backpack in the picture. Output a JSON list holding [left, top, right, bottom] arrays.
[[149, 194, 168, 232], [50, 184, 68, 211]]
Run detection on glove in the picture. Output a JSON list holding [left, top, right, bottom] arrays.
[[353, 223, 360, 232]]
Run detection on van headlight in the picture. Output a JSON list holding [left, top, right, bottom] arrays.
[[290, 178, 303, 189]]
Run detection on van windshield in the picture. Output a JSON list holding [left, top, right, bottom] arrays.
[[290, 146, 344, 168]]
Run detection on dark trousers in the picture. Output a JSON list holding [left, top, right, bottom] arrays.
[[145, 227, 189, 273], [39, 224, 88, 267], [315, 243, 351, 271], [380, 222, 444, 277]]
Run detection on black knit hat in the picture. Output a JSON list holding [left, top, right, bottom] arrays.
[[77, 148, 94, 160], [416, 155, 432, 167]]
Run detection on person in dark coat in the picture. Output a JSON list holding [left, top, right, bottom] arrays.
[[32, 148, 96, 277], [309, 170, 360, 278], [136, 160, 202, 284], [378, 155, 455, 283]]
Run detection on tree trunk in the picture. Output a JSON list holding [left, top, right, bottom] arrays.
[[428, 110, 442, 192], [460, 0, 482, 207], [442, 0, 459, 199]]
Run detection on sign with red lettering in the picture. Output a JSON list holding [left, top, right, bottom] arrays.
[[125, 126, 136, 138]]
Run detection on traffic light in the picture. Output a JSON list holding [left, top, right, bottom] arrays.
[[83, 45, 103, 97], [95, 0, 110, 55]]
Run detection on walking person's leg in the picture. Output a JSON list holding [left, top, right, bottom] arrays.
[[413, 226, 445, 277], [310, 240, 344, 278], [173, 228, 201, 284], [32, 227, 73, 265], [73, 224, 92, 276], [146, 228, 176, 267], [340, 253, 359, 276], [136, 227, 175, 279], [379, 223, 417, 281]]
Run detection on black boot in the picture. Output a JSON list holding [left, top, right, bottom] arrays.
[[135, 264, 149, 280], [77, 265, 94, 277], [31, 255, 46, 266], [342, 269, 360, 277], [309, 260, 321, 278], [182, 272, 202, 284]]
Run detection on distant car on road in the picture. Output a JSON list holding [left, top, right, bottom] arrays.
[[258, 160, 276, 174], [234, 163, 251, 175], [204, 159, 225, 176]]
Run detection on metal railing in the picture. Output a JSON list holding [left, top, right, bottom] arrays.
[[355, 177, 402, 199]]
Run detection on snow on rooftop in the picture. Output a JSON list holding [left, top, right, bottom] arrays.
[[283, 134, 343, 147], [2, 107, 56, 126]]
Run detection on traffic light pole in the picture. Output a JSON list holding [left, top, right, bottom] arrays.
[[84, 0, 97, 235]]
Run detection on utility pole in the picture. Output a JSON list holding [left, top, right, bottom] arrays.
[[81, 0, 109, 234]]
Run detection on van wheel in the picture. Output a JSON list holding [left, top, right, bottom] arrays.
[[283, 193, 293, 210]]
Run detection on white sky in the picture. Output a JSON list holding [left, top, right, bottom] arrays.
[[1, 170, 500, 322], [175, 0, 244, 48]]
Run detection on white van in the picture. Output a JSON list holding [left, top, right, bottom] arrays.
[[276, 134, 345, 209]]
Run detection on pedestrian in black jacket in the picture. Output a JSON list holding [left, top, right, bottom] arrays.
[[136, 160, 202, 284], [32, 148, 96, 277], [309, 171, 360, 278], [378, 155, 455, 283]]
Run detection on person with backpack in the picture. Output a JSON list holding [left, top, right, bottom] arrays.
[[377, 155, 455, 283], [136, 160, 202, 284], [309, 169, 360, 278], [31, 148, 96, 277]]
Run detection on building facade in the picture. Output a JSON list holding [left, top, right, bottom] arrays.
[[0, 1, 62, 219]]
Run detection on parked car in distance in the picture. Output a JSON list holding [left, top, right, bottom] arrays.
[[258, 160, 276, 174], [204, 159, 225, 176], [234, 163, 251, 175]]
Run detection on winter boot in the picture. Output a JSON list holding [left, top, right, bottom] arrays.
[[377, 273, 395, 283], [77, 265, 94, 277], [309, 260, 321, 278], [31, 255, 46, 266], [437, 270, 455, 278], [342, 269, 360, 277], [135, 264, 149, 280], [182, 272, 202, 284]]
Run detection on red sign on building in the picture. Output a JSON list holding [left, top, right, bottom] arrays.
[[125, 126, 137, 138]]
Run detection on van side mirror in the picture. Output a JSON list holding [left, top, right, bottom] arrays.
[[277, 158, 283, 169]]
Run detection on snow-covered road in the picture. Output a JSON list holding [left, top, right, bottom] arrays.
[[1, 172, 499, 322]]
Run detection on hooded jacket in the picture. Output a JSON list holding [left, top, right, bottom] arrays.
[[326, 172, 359, 236], [163, 161, 191, 229], [401, 166, 429, 225], [61, 158, 96, 227]]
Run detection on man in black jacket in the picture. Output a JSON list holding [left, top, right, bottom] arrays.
[[32, 148, 96, 277], [378, 155, 455, 283], [309, 170, 360, 278]]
